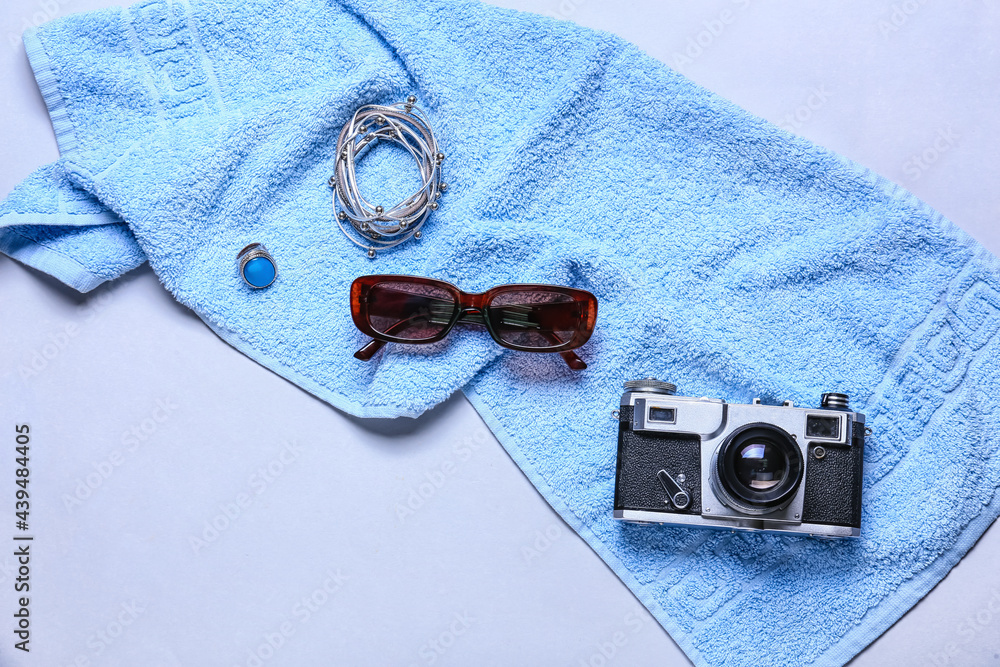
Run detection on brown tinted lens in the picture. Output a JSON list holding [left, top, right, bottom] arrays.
[[367, 281, 457, 340], [487, 290, 582, 348]]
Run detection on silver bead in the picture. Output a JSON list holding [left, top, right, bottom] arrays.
[[338, 211, 347, 220], [360, 222, 369, 231], [399, 220, 408, 229], [406, 95, 417, 104], [435, 191, 442, 199], [436, 152, 445, 161], [414, 230, 422, 240], [359, 125, 368, 133], [376, 116, 385, 125], [367, 247, 376, 259], [328, 175, 336, 187], [375, 205, 384, 215], [429, 202, 438, 211], [439, 182, 448, 192]]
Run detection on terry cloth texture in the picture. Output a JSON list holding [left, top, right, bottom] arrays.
[[0, 163, 146, 291], [4, 1, 1000, 665]]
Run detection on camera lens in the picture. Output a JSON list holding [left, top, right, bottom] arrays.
[[714, 424, 803, 515], [732, 441, 786, 490]]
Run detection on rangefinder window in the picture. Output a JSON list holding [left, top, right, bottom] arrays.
[[648, 407, 676, 423], [806, 415, 840, 439]]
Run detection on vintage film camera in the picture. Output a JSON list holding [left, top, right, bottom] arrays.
[[613, 379, 866, 538]]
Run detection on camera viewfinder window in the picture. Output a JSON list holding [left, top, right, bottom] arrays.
[[648, 407, 676, 423], [806, 415, 840, 439]]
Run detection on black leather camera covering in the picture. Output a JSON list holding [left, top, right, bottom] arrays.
[[801, 420, 865, 528], [615, 405, 701, 513]]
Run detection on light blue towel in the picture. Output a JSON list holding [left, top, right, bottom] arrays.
[[4, 0, 1000, 665], [0, 163, 145, 291]]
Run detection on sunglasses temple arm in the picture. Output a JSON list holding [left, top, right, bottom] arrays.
[[558, 348, 587, 370], [536, 331, 587, 370], [354, 338, 386, 361], [358, 334, 585, 368], [354, 310, 445, 361], [497, 314, 588, 371]]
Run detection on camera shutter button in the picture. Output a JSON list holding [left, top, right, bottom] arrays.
[[821, 393, 850, 410]]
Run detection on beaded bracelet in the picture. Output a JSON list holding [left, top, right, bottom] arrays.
[[330, 97, 446, 258]]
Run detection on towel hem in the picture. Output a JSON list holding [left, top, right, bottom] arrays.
[[817, 497, 1000, 666], [22, 28, 80, 159], [201, 318, 429, 420], [0, 228, 109, 292], [461, 384, 708, 667], [463, 383, 1000, 667], [0, 211, 123, 228]]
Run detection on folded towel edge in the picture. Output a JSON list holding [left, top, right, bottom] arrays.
[[203, 316, 430, 420], [0, 211, 124, 229], [0, 227, 110, 292], [462, 384, 708, 666], [22, 28, 80, 161]]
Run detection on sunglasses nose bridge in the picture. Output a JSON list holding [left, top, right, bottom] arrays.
[[456, 292, 489, 326], [462, 292, 488, 310], [457, 304, 486, 325]]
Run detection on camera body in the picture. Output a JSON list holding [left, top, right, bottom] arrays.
[[613, 379, 865, 538]]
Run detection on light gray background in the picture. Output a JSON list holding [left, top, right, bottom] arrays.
[[1, 1, 999, 666]]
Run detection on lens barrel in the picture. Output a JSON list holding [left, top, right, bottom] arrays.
[[712, 423, 803, 516]]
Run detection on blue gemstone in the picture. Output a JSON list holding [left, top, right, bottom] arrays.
[[243, 256, 276, 288]]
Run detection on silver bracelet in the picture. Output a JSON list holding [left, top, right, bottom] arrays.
[[330, 96, 446, 258]]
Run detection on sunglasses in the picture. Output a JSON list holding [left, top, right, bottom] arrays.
[[350, 275, 598, 369]]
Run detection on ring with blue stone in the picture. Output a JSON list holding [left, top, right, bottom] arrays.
[[237, 243, 277, 289]]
